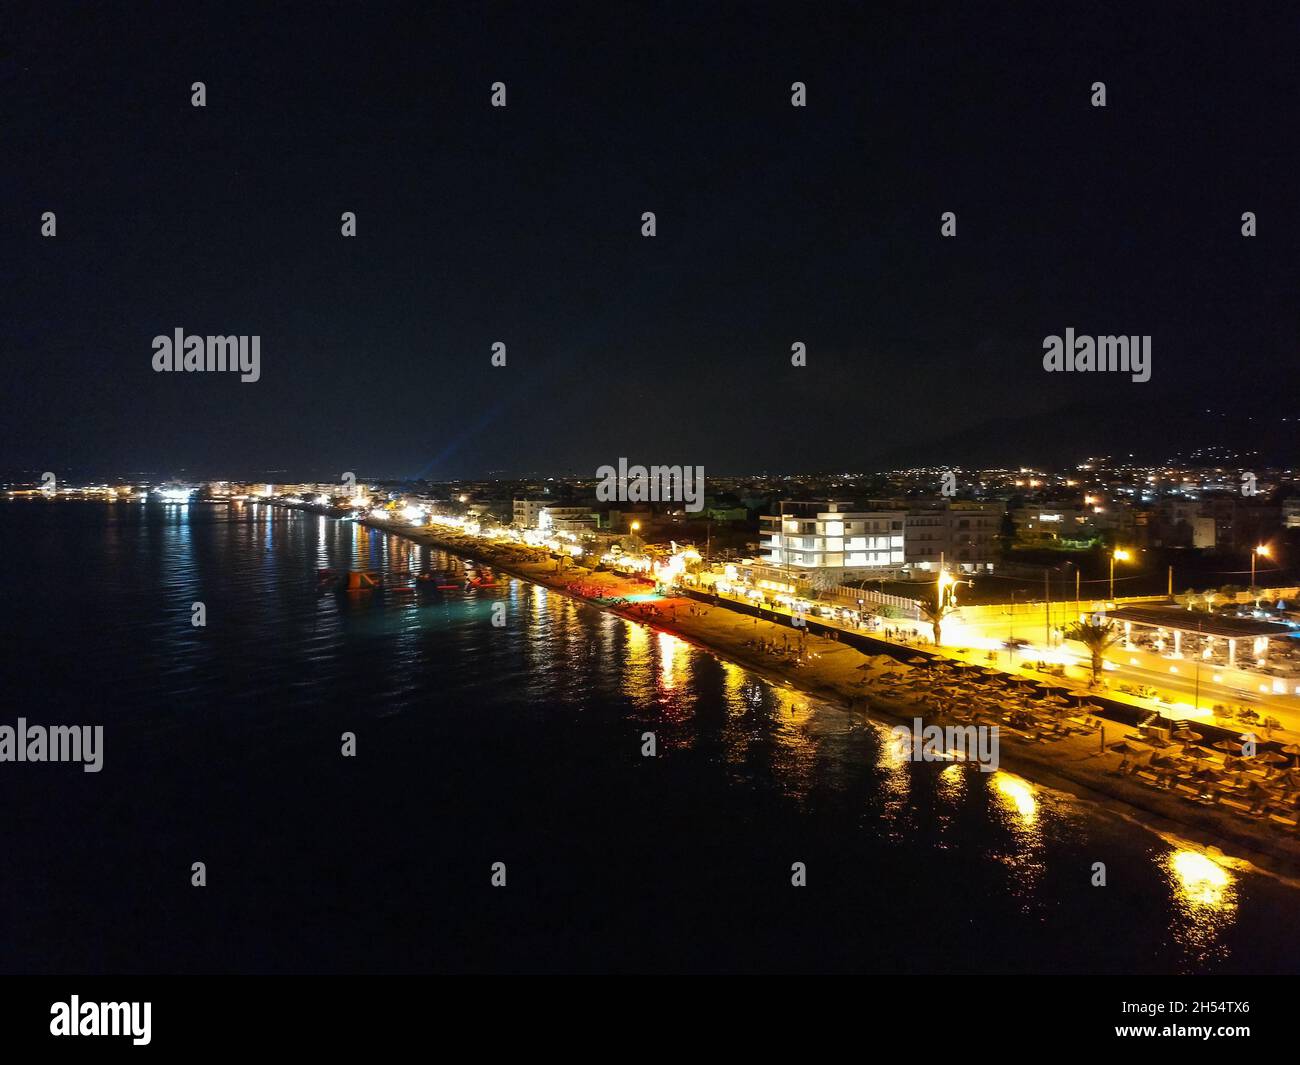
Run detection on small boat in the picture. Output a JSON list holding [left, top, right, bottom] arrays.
[[342, 570, 382, 591]]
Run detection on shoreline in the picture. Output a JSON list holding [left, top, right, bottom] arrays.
[[333, 508, 1300, 882]]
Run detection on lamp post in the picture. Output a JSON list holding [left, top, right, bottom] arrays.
[[1109, 548, 1131, 602], [1193, 618, 1203, 715], [937, 556, 953, 609], [1007, 589, 1018, 666], [1251, 544, 1270, 603]]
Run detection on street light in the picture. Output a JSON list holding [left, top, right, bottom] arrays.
[[1251, 544, 1271, 599], [937, 567, 954, 608], [1109, 548, 1131, 602]]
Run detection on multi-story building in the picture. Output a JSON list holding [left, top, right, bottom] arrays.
[[759, 501, 905, 578], [513, 499, 595, 534], [1200, 497, 1282, 552], [904, 501, 1004, 573], [544, 508, 597, 534], [1147, 498, 1216, 549], [513, 499, 545, 528]]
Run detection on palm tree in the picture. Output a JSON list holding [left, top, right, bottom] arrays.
[[807, 568, 840, 599], [1064, 617, 1122, 687], [919, 592, 955, 647]]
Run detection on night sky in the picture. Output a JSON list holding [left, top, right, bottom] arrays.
[[3, 2, 1297, 479]]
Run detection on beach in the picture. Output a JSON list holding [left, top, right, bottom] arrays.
[[354, 511, 1300, 879]]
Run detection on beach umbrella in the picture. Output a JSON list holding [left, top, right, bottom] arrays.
[[1256, 751, 1289, 766], [1109, 740, 1150, 755], [1172, 726, 1201, 743], [1239, 779, 1277, 803]]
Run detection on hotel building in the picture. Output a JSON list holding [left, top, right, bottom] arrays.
[[759, 501, 905, 579]]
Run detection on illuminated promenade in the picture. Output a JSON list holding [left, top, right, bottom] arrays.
[[342, 507, 1300, 877]]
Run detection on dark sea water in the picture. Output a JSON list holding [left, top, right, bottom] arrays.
[[3, 501, 1299, 974]]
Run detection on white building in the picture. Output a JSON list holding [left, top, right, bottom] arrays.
[[513, 499, 545, 528], [513, 499, 594, 534], [760, 502, 904, 577]]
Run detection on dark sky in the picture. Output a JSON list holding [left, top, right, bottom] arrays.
[[2, 2, 1297, 479]]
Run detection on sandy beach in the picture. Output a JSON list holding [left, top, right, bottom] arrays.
[[357, 513, 1300, 879]]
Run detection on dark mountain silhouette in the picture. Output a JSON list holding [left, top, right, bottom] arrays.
[[860, 399, 1297, 472]]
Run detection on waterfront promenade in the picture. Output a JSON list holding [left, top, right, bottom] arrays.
[[317, 507, 1300, 877]]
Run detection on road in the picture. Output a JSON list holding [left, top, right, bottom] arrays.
[[705, 581, 1300, 736]]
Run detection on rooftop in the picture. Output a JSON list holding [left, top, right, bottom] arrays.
[[1105, 605, 1297, 641]]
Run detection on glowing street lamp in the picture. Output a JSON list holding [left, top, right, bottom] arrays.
[[1251, 544, 1271, 601], [1109, 548, 1131, 601], [937, 568, 955, 608]]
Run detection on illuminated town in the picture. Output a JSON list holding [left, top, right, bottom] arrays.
[[12, 459, 1300, 812], [5, 0, 1297, 1028]]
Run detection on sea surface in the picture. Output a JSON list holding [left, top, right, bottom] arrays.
[[3, 501, 1298, 973]]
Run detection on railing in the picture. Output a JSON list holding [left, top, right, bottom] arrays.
[[829, 584, 920, 618]]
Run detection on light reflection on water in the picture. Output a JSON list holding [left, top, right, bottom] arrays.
[[1165, 849, 1239, 969], [4, 502, 1297, 974]]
